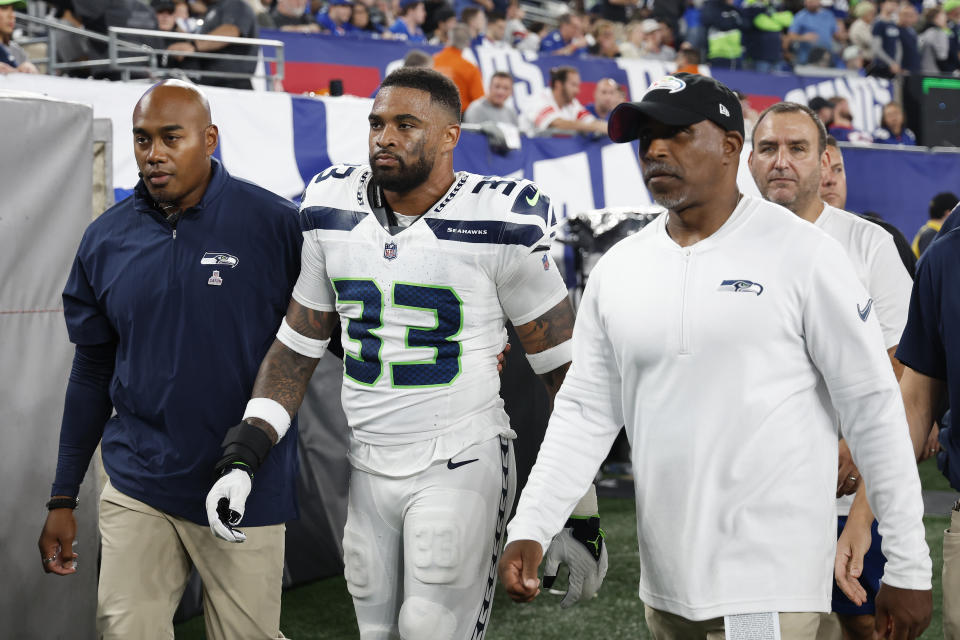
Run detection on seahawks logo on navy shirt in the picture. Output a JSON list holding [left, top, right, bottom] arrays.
[[718, 279, 764, 296], [201, 252, 239, 268]]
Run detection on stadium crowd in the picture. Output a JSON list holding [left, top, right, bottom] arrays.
[[7, 0, 960, 80]]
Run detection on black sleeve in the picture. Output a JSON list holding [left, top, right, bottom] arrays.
[[50, 343, 116, 497]]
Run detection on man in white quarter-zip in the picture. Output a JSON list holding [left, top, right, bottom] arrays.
[[748, 102, 914, 640], [498, 72, 932, 639]]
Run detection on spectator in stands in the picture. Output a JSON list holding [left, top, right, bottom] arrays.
[[620, 19, 675, 60], [918, 7, 950, 73], [389, 0, 426, 42], [460, 6, 486, 43], [317, 0, 356, 34], [539, 12, 587, 56], [702, 0, 744, 69], [0, 0, 38, 73], [402, 48, 432, 66], [913, 192, 959, 257], [828, 96, 872, 144], [153, 0, 181, 32], [899, 2, 919, 73], [454, 0, 494, 21], [463, 70, 519, 126], [675, 42, 702, 73], [428, 6, 456, 44], [588, 19, 621, 58], [520, 65, 607, 136], [270, 0, 320, 31], [168, 0, 258, 89], [848, 2, 878, 63], [945, 0, 960, 72], [505, 0, 535, 50], [872, 102, 915, 146], [586, 78, 623, 121], [350, 1, 383, 34], [650, 0, 684, 46], [433, 24, 485, 112], [482, 11, 507, 47], [809, 96, 834, 127], [787, 0, 840, 64], [741, 0, 793, 72], [868, 0, 901, 76], [843, 43, 866, 69], [596, 0, 631, 24]]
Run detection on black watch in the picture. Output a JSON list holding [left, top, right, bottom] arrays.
[[46, 496, 79, 510]]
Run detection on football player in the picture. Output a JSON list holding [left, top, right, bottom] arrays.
[[203, 67, 608, 639]]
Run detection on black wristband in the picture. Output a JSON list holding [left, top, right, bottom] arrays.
[[46, 497, 79, 510], [213, 421, 273, 479]]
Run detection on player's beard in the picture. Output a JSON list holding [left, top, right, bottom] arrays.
[[370, 142, 434, 194]]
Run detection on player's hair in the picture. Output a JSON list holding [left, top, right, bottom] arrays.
[[752, 101, 827, 155], [825, 134, 838, 148], [557, 12, 575, 26], [487, 10, 505, 22], [491, 70, 513, 83], [549, 65, 578, 88], [379, 67, 462, 123]]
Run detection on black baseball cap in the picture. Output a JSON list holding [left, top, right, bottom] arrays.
[[608, 73, 744, 143]]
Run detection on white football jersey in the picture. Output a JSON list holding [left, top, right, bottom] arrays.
[[293, 165, 568, 473]]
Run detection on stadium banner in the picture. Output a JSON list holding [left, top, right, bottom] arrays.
[[2, 71, 955, 238], [262, 31, 892, 135]]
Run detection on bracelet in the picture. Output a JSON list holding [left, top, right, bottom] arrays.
[[46, 496, 79, 510]]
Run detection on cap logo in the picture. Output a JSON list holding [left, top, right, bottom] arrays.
[[719, 103, 730, 117], [645, 76, 686, 95]]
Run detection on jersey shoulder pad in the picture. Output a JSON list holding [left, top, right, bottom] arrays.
[[459, 174, 556, 229], [299, 164, 370, 233], [301, 164, 369, 210]]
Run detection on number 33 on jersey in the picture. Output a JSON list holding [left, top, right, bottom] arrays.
[[291, 165, 568, 445]]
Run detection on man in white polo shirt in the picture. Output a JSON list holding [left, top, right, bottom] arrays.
[[499, 73, 932, 639], [747, 102, 913, 640]]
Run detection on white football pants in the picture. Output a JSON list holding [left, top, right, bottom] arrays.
[[343, 435, 516, 640]]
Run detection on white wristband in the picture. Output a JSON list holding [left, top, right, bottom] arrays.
[[525, 339, 572, 374], [243, 398, 292, 441], [276, 317, 330, 358], [571, 484, 598, 517]]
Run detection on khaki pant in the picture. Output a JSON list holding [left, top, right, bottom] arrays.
[[946, 508, 960, 640], [97, 481, 286, 640], [645, 604, 821, 640]]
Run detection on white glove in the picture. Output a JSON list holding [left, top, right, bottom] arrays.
[[204, 468, 251, 543], [543, 520, 609, 608]]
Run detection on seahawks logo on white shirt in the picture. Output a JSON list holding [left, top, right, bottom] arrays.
[[201, 252, 239, 268], [718, 279, 764, 296]]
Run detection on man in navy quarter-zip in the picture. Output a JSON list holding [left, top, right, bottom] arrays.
[[37, 79, 301, 640], [500, 73, 932, 639]]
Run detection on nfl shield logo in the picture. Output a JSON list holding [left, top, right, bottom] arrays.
[[384, 241, 398, 261]]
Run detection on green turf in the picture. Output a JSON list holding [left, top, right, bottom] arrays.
[[175, 497, 951, 639], [919, 456, 954, 493]]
